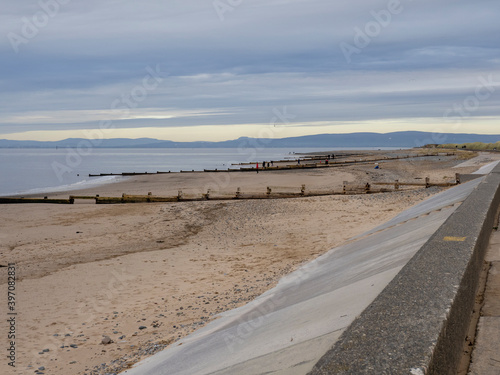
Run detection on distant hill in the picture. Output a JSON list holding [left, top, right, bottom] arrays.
[[0, 137, 164, 148], [1, 132, 499, 149]]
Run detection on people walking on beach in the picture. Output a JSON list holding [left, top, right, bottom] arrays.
[[256, 162, 259, 173], [297, 159, 300, 165]]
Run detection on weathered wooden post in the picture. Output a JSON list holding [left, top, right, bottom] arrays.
[[178, 190, 183, 201], [425, 177, 430, 188], [266, 186, 272, 197], [455, 173, 461, 184], [301, 184, 306, 196], [235, 187, 241, 199], [343, 181, 347, 194], [206, 189, 211, 200], [365, 183, 371, 194], [395, 180, 400, 190]]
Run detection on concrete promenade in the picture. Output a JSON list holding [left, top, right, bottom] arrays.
[[309, 162, 500, 374], [123, 162, 499, 375]]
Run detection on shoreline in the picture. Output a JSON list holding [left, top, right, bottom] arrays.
[[0, 146, 326, 198], [2, 148, 414, 198], [1, 150, 500, 375], [5, 175, 129, 199]]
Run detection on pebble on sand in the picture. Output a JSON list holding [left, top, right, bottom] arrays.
[[102, 336, 113, 345]]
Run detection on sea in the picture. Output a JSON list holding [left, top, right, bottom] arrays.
[[0, 147, 401, 196]]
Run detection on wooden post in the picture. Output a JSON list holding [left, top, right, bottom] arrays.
[[365, 183, 371, 194], [343, 181, 347, 194], [178, 190, 183, 201], [236, 187, 241, 199], [301, 184, 306, 196], [425, 177, 430, 188], [267, 186, 272, 197], [206, 189, 211, 200], [395, 180, 399, 190], [455, 173, 461, 184]]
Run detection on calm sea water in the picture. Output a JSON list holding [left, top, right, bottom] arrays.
[[0, 147, 400, 196], [0, 148, 316, 196]]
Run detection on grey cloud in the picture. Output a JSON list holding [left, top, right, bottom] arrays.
[[1, 0, 499, 137]]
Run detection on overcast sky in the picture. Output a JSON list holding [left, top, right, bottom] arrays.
[[1, 0, 499, 141]]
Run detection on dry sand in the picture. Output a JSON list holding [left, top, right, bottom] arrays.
[[1, 150, 499, 375]]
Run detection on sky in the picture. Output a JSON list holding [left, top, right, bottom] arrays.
[[1, 0, 499, 142]]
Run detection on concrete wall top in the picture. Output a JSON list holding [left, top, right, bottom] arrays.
[[309, 163, 500, 375]]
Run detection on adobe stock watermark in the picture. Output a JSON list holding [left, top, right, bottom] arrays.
[[340, 0, 413, 63], [237, 106, 296, 161], [200, 106, 296, 197], [7, 0, 71, 54], [443, 74, 500, 127], [419, 73, 500, 146], [213, 0, 244, 21], [223, 256, 321, 353], [51, 64, 164, 182]]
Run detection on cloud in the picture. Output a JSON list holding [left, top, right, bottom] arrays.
[[1, 0, 500, 140]]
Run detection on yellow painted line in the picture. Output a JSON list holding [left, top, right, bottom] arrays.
[[443, 236, 467, 242]]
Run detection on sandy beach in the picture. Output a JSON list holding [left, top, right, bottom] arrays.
[[1, 149, 499, 375]]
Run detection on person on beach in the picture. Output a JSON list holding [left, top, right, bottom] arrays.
[[256, 163, 259, 173], [298, 159, 300, 165]]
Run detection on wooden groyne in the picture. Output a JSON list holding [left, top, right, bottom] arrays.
[[0, 197, 74, 204], [89, 176, 458, 204], [372, 174, 461, 189], [88, 153, 456, 177], [1, 175, 460, 205], [232, 152, 455, 166]]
